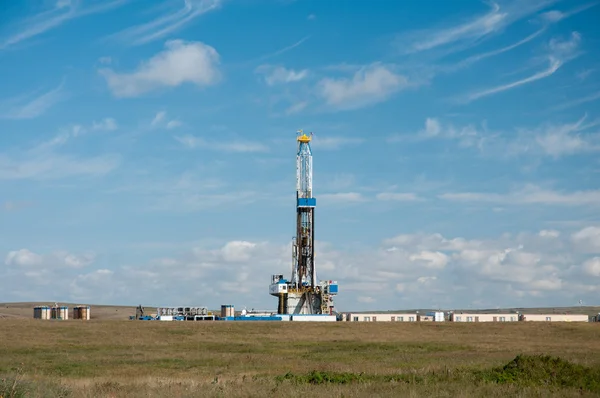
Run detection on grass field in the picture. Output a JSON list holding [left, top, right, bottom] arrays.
[[1, 317, 600, 397]]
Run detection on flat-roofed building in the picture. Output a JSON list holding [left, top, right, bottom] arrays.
[[520, 314, 589, 322], [449, 313, 519, 322], [344, 313, 418, 322]]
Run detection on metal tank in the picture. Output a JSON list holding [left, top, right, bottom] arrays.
[[78, 306, 90, 320], [221, 305, 234, 318]]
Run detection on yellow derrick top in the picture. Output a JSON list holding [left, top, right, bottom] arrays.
[[296, 129, 312, 143]]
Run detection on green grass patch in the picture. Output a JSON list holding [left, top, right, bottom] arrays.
[[477, 354, 600, 392], [276, 355, 600, 394]]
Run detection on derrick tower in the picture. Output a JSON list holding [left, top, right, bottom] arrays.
[[269, 130, 338, 314]]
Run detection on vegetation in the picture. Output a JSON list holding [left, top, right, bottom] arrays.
[[0, 319, 599, 397]]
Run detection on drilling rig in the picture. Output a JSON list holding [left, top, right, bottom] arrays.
[[269, 130, 338, 314]]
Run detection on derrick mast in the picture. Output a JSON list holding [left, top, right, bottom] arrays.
[[269, 130, 338, 315], [293, 131, 316, 289]]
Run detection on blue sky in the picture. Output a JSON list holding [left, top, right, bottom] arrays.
[[1, 0, 599, 312]]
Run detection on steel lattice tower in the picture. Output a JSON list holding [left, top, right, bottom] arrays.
[[292, 130, 316, 289], [269, 129, 338, 315]]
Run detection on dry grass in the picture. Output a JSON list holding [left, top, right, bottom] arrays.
[[1, 319, 600, 397]]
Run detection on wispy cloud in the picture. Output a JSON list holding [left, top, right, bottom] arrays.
[[0, 117, 121, 180], [531, 115, 599, 157], [376, 192, 422, 201], [553, 91, 600, 111], [255, 65, 308, 86], [175, 134, 269, 153], [108, 0, 222, 45], [284, 101, 308, 115], [0, 81, 66, 120], [99, 40, 221, 97], [465, 58, 562, 102], [149, 111, 182, 129], [442, 28, 546, 73], [388, 117, 485, 149], [320, 192, 367, 203], [393, 115, 599, 159], [2, 201, 34, 212], [311, 136, 363, 150], [253, 36, 310, 63], [395, 0, 556, 55], [439, 185, 600, 207], [0, 151, 120, 180], [1, 0, 127, 50], [459, 31, 582, 103], [92, 118, 118, 131], [539, 1, 599, 23]]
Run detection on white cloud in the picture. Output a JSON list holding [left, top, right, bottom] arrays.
[[108, 0, 222, 45], [175, 134, 268, 153], [572, 227, 600, 253], [221, 241, 257, 262], [409, 251, 449, 269], [151, 111, 167, 126], [0, 0, 126, 50], [255, 65, 308, 85], [5, 249, 94, 269], [582, 257, 600, 276], [99, 40, 221, 98], [5, 249, 43, 267], [318, 63, 408, 110], [3, 225, 600, 309], [0, 82, 65, 120]]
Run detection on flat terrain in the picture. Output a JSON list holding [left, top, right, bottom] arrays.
[[1, 318, 600, 397]]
